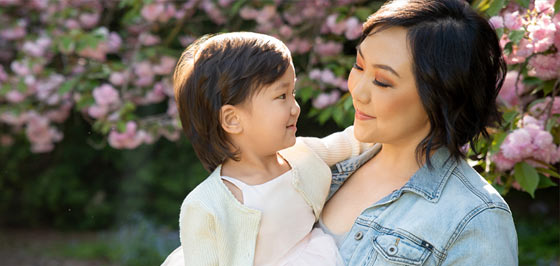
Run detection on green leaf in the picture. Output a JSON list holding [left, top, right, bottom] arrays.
[[76, 95, 95, 110], [514, 162, 540, 198], [59, 36, 74, 53], [495, 28, 504, 39], [490, 131, 508, 154], [296, 86, 314, 103], [230, 0, 247, 16], [355, 7, 372, 21], [486, 0, 506, 16], [508, 30, 525, 44], [333, 108, 344, 125], [536, 167, 560, 179], [537, 174, 557, 189], [58, 77, 79, 94], [343, 94, 353, 111], [503, 110, 519, 125], [117, 121, 127, 133], [555, 0, 560, 14], [523, 76, 543, 87], [318, 107, 333, 124], [503, 42, 513, 55], [514, 0, 530, 8]]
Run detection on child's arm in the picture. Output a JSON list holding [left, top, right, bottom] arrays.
[[179, 201, 219, 265], [297, 126, 373, 167]]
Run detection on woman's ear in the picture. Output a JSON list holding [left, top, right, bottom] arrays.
[[220, 104, 243, 134]]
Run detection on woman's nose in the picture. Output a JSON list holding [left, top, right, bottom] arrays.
[[351, 76, 371, 104]]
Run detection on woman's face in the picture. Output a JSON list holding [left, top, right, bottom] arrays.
[[348, 26, 430, 146]]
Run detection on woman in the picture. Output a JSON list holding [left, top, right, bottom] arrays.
[[318, 0, 518, 265]]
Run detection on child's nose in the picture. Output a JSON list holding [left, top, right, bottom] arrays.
[[291, 101, 300, 116]]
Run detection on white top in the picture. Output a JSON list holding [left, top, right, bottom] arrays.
[[222, 170, 316, 265]]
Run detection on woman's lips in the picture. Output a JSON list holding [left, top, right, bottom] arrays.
[[355, 109, 376, 120]]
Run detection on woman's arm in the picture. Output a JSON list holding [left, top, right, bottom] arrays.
[[298, 126, 373, 167], [179, 201, 219, 265], [442, 207, 518, 265]]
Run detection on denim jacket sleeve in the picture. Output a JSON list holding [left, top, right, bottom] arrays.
[[442, 206, 518, 265]]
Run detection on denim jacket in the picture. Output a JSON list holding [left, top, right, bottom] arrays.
[[328, 146, 518, 266]]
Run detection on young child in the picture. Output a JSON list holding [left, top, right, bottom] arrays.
[[163, 32, 370, 266]]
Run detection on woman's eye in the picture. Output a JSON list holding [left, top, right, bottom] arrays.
[[373, 79, 391, 88], [353, 63, 364, 71]]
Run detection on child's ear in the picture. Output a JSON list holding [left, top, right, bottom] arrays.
[[220, 105, 243, 134]]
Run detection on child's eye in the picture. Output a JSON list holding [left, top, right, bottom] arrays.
[[353, 63, 364, 71], [373, 79, 391, 88], [277, 94, 286, 99], [291, 89, 296, 97]]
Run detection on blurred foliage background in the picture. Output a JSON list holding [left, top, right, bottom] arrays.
[[0, 0, 558, 265]]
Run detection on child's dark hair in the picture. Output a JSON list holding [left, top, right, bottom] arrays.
[[361, 0, 506, 167], [173, 32, 292, 172]]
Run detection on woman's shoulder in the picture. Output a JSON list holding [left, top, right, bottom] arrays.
[[447, 158, 510, 209]]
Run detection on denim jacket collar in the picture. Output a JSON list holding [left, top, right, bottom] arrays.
[[336, 145, 457, 203], [399, 148, 457, 203]]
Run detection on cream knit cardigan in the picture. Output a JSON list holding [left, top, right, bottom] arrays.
[[173, 127, 368, 266]]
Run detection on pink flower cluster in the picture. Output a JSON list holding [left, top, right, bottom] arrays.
[[491, 1, 560, 80], [88, 84, 120, 119], [312, 90, 341, 109], [309, 68, 348, 91], [498, 71, 526, 106], [322, 15, 363, 40], [493, 115, 560, 171], [530, 96, 560, 120], [108, 121, 153, 149]]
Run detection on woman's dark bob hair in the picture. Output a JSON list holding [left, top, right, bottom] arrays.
[[173, 32, 292, 172], [361, 0, 506, 167]]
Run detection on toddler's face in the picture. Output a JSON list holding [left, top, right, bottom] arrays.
[[236, 63, 300, 155]]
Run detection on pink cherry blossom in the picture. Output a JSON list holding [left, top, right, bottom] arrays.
[[6, 90, 25, 103], [345, 17, 362, 40], [489, 16, 504, 29], [107, 32, 122, 53], [11, 60, 30, 76], [240, 7, 259, 20], [109, 72, 127, 86], [134, 61, 155, 87], [492, 152, 516, 171], [108, 121, 145, 149], [218, 0, 234, 7], [93, 84, 120, 106], [78, 43, 108, 61], [325, 14, 346, 35], [314, 40, 343, 57], [79, 12, 100, 29], [534, 0, 555, 14], [158, 4, 176, 23], [0, 20, 26, 40], [179, 35, 196, 46], [528, 52, 560, 80], [0, 65, 7, 82], [141, 3, 165, 22], [0, 112, 27, 127], [527, 14, 556, 53], [25, 113, 63, 153], [503, 11, 523, 30], [46, 102, 72, 123], [139, 32, 161, 46], [279, 25, 292, 38], [88, 104, 109, 118], [64, 19, 80, 30], [498, 71, 525, 106], [153, 56, 177, 75]]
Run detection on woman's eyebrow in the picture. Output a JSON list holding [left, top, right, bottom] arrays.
[[357, 45, 401, 78]]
